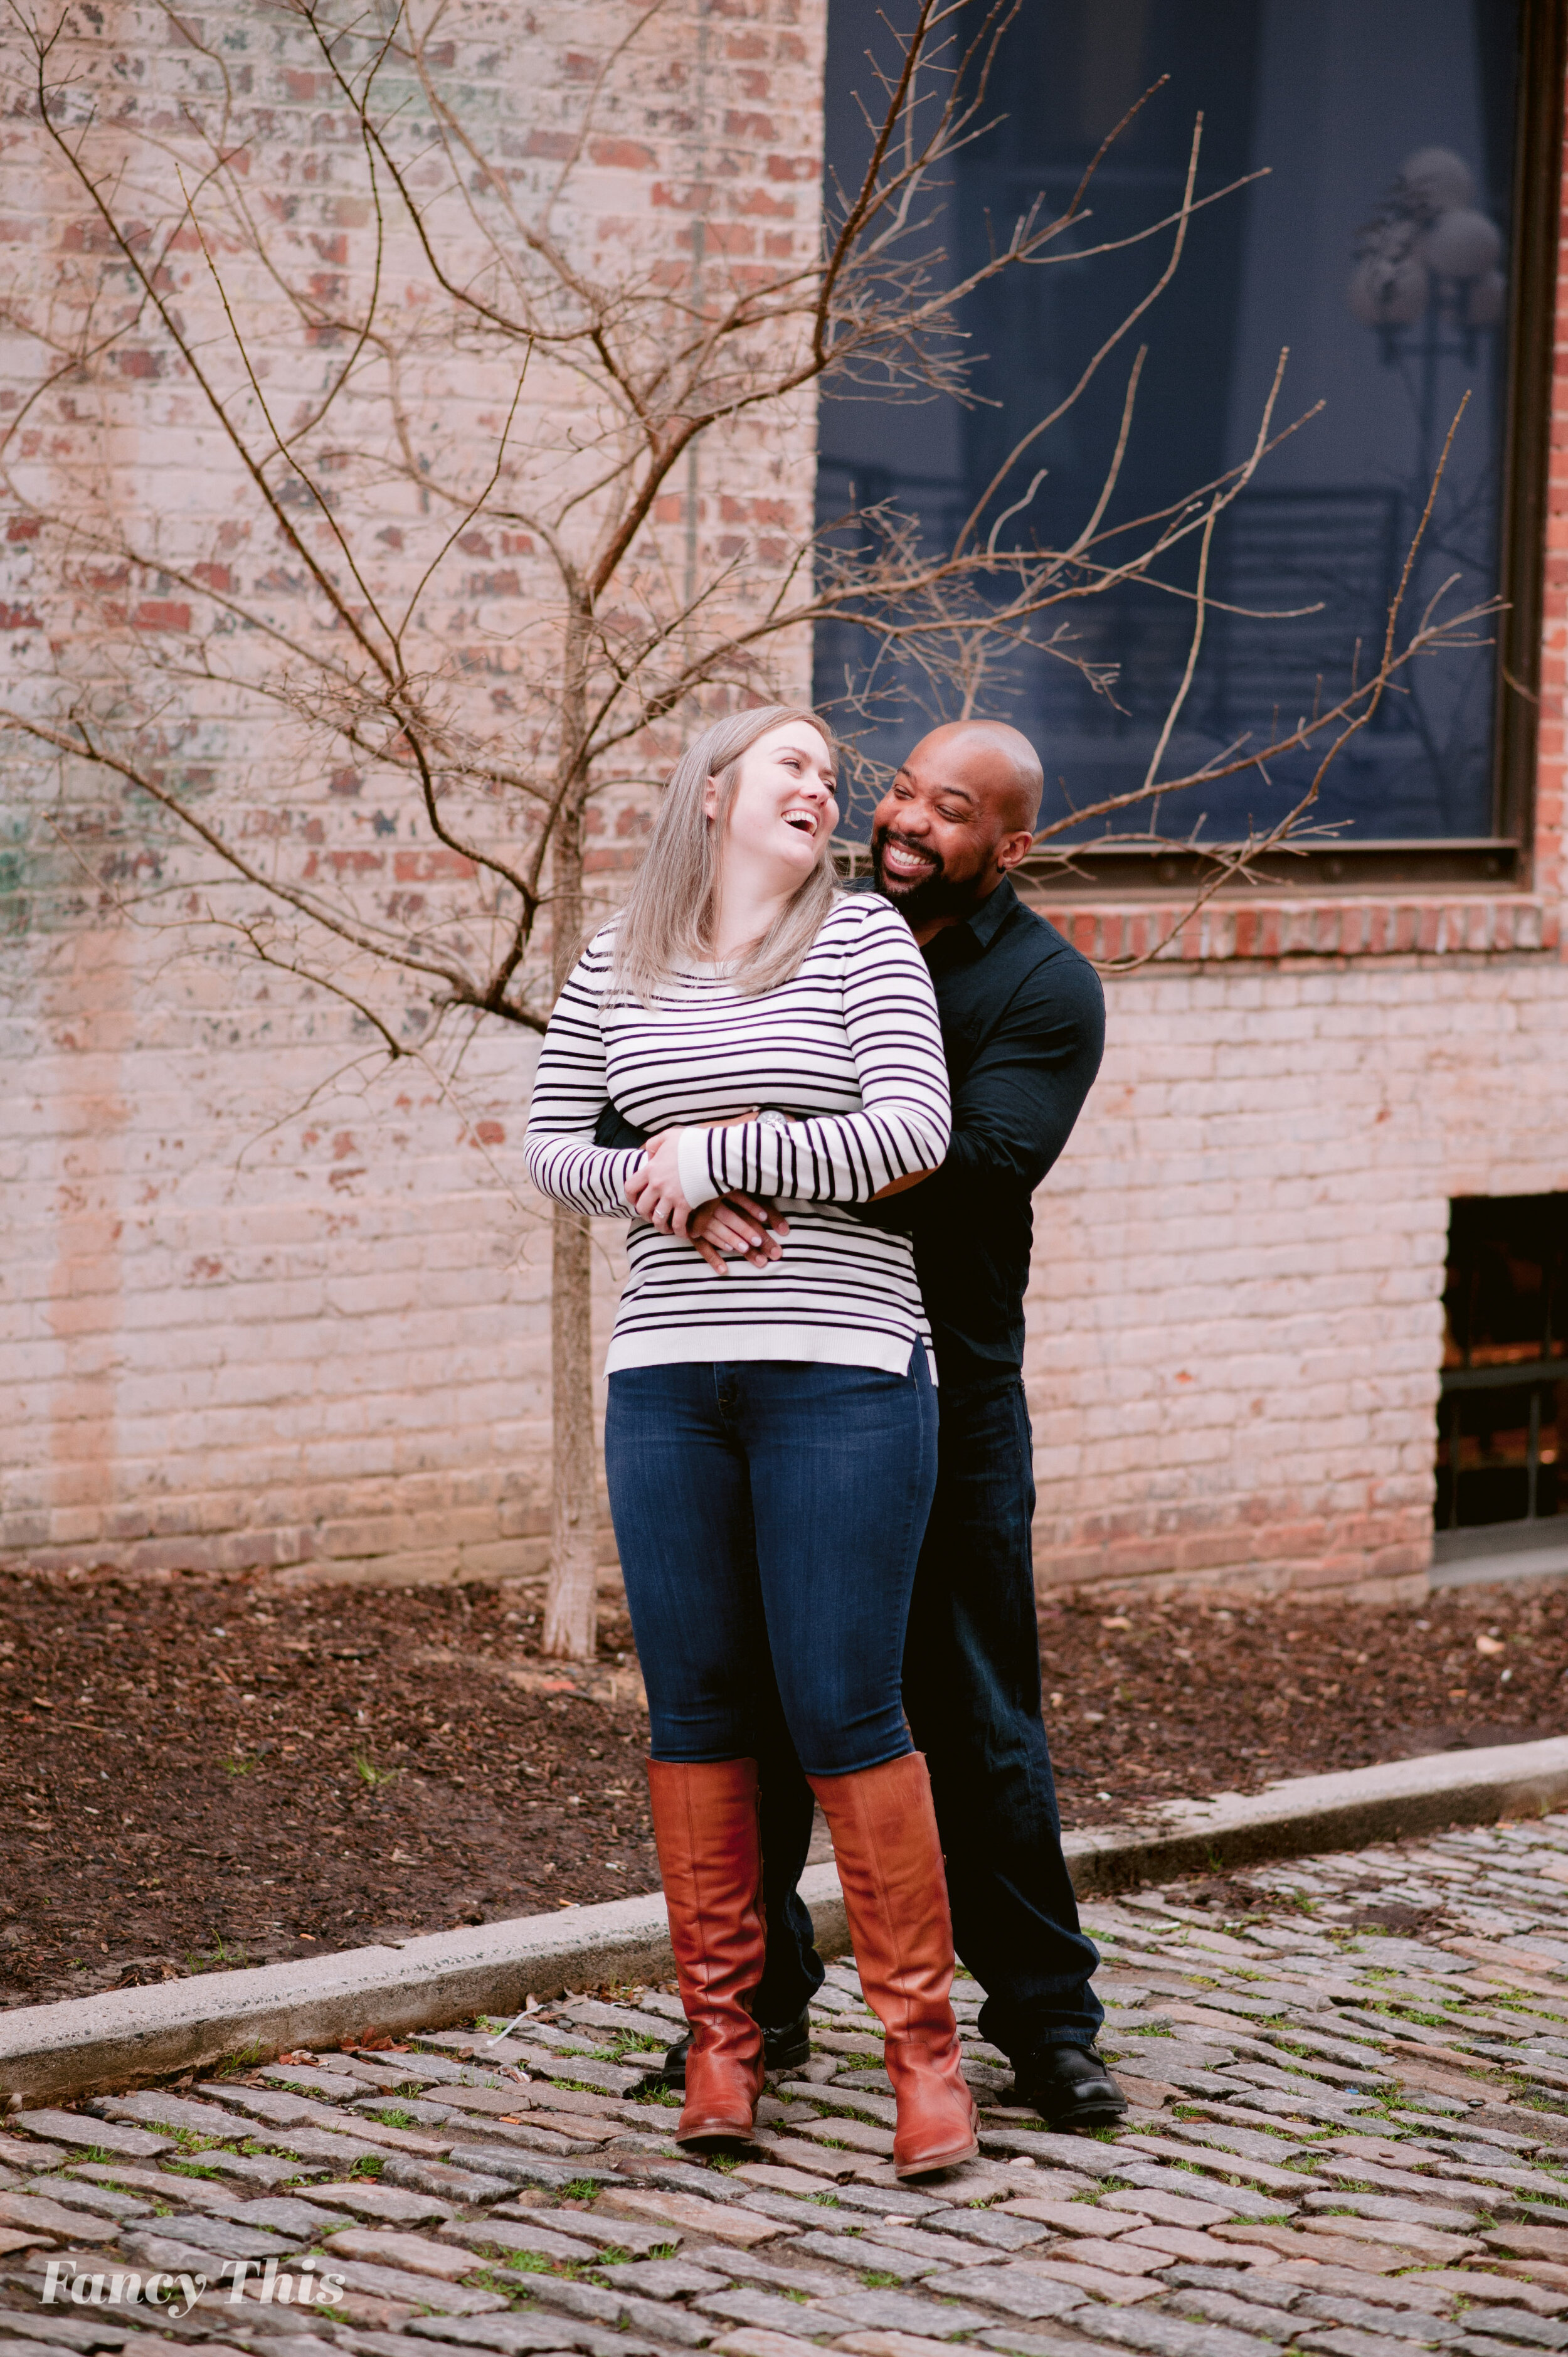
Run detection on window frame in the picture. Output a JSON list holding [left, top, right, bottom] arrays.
[[1017, 0, 1567, 900]]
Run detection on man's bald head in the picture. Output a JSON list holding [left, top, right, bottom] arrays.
[[905, 720, 1044, 835], [870, 718, 1044, 940]]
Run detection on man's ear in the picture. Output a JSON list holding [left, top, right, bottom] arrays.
[[995, 828, 1035, 875]]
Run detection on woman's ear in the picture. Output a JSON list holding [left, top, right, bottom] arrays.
[[702, 773, 721, 822]]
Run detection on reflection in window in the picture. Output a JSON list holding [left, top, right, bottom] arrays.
[[817, 1, 1524, 844], [1437, 1195, 1568, 1533]]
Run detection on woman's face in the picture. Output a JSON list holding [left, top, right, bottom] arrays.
[[708, 723, 837, 886]]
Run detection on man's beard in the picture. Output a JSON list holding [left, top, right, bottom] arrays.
[[871, 826, 984, 927]]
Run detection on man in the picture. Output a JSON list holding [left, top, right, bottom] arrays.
[[595, 718, 1123, 2126]]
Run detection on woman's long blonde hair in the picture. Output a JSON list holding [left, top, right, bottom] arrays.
[[610, 705, 839, 1002]]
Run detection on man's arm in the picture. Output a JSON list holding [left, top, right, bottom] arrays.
[[594, 1105, 648, 1152], [898, 945, 1104, 1227], [843, 942, 1104, 1235]]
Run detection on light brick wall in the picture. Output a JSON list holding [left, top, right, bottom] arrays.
[[1022, 950, 1568, 1603], [2, 13, 1563, 1606], [0, 801, 573, 1583], [0, 0, 820, 1584]]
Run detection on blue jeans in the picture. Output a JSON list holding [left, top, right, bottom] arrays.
[[751, 1372, 1103, 2057], [605, 1354, 938, 1776]]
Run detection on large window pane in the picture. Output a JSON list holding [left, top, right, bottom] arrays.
[[817, 0, 1528, 846]]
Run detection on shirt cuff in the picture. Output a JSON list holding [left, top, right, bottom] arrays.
[[677, 1125, 721, 1209]]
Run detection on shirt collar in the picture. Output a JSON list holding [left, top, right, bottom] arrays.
[[921, 873, 1020, 965], [854, 868, 1020, 954], [961, 873, 1020, 949]]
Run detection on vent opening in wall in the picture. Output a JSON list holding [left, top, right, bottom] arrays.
[[1434, 1193, 1568, 1576]]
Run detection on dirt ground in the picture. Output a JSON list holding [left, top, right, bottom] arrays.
[[2, 1567, 1565, 2006], [1034, 1576, 1568, 1806]]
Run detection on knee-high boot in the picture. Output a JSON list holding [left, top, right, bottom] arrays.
[[808, 1750, 978, 2178], [646, 1757, 766, 2144]]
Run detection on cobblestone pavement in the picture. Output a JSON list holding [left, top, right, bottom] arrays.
[[11, 1820, 1568, 2357]]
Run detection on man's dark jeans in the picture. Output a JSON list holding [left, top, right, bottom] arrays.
[[753, 1370, 1103, 2060]]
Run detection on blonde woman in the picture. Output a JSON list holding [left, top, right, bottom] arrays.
[[523, 705, 977, 2179]]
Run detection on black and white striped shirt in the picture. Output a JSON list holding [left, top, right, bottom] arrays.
[[523, 895, 951, 1376]]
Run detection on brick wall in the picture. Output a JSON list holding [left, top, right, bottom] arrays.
[[3, 11, 1564, 1609], [1021, 950, 1568, 1604], [1011, 50, 1568, 1605], [0, 0, 821, 1585]]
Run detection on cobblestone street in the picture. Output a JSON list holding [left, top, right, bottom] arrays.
[[10, 1819, 1568, 2357]]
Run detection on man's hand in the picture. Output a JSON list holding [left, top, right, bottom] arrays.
[[623, 1129, 692, 1233], [687, 1193, 789, 1277]]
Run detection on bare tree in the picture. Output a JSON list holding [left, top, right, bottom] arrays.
[[0, 0, 1487, 1653]]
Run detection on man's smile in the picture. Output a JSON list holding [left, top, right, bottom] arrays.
[[878, 830, 940, 883]]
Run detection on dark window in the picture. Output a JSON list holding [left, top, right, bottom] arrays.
[[1437, 1193, 1568, 1533], [817, 1, 1563, 881]]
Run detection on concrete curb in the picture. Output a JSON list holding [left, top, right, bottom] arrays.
[[1059, 1733, 1568, 1891], [4, 1735, 1567, 2106], [0, 1868, 849, 2109]]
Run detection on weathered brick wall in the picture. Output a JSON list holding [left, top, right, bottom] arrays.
[[3, 10, 1563, 1609], [1022, 945, 1568, 1604], [0, 0, 823, 1584], [1014, 62, 1568, 1607]]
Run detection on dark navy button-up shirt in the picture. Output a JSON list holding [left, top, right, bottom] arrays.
[[590, 876, 1104, 1391], [857, 878, 1104, 1388]]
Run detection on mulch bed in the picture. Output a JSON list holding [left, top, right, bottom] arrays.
[[2, 1567, 1565, 2006], [1036, 1578, 1568, 1815]]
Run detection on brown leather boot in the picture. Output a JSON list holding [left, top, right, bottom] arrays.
[[808, 1751, 978, 2179], [646, 1757, 766, 2146]]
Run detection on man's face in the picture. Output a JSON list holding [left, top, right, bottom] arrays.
[[870, 737, 1018, 928]]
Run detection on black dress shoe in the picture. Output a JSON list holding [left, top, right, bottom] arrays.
[[1010, 2043, 1127, 2128], [654, 2004, 813, 2090]]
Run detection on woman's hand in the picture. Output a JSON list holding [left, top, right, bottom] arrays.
[[687, 1193, 789, 1275], [624, 1129, 694, 1233]]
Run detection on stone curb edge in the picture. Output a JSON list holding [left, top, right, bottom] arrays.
[[4, 1733, 1567, 2105]]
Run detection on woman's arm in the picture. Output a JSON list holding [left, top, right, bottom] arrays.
[[522, 935, 645, 1218], [668, 902, 951, 1211]]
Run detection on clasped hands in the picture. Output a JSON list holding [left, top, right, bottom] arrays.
[[622, 1119, 787, 1278]]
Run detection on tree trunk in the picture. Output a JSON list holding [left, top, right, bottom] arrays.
[[544, 1198, 598, 1658], [541, 784, 600, 1661]]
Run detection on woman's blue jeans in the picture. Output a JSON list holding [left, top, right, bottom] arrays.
[[605, 1354, 938, 1776]]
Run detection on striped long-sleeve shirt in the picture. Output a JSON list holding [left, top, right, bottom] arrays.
[[523, 894, 951, 1376]]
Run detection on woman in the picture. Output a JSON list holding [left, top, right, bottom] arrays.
[[524, 705, 977, 2179]]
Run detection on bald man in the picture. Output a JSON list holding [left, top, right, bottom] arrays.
[[595, 720, 1123, 2127]]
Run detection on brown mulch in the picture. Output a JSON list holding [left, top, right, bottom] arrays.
[[1, 1567, 1565, 2006], [0, 1573, 653, 2009], [1039, 1580, 1568, 1817]]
